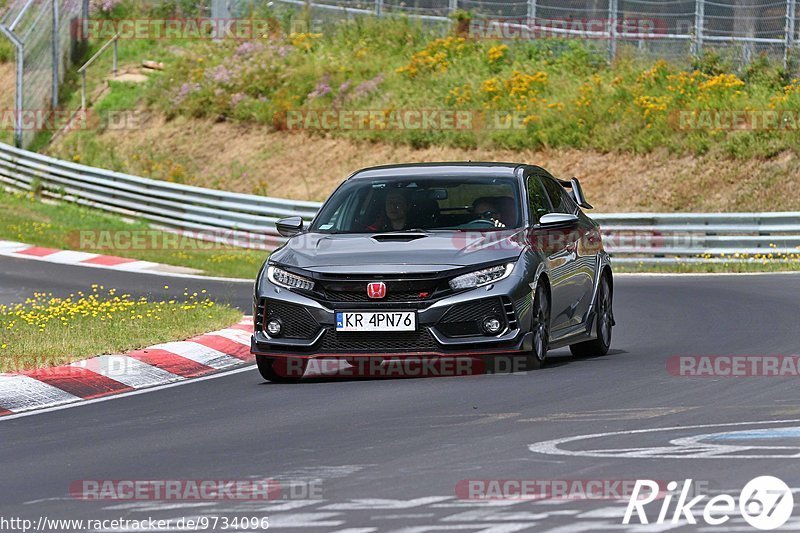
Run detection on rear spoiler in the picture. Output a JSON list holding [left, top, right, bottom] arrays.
[[557, 177, 593, 210]]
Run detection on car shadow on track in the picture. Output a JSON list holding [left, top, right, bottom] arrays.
[[256, 349, 629, 385]]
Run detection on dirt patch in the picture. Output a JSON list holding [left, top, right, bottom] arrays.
[[113, 72, 149, 83], [46, 113, 800, 212]]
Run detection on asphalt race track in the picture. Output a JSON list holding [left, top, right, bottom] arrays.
[[2, 255, 800, 532], [0, 256, 253, 308]]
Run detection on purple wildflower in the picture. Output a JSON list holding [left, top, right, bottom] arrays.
[[236, 42, 264, 56], [89, 0, 122, 14], [207, 65, 232, 84], [274, 45, 292, 58], [230, 93, 246, 106], [173, 82, 200, 105], [352, 74, 385, 100], [307, 74, 332, 100]]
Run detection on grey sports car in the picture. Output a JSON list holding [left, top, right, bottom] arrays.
[[251, 162, 614, 382]]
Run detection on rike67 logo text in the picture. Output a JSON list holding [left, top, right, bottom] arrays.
[[624, 476, 794, 530]]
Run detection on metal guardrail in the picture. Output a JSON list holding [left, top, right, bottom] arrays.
[[0, 141, 798, 263], [0, 141, 319, 250]]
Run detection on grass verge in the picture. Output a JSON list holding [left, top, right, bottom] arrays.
[[0, 286, 242, 371], [0, 189, 267, 279]]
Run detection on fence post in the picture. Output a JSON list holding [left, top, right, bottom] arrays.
[[82, 0, 89, 40], [81, 71, 86, 111], [51, 0, 59, 108], [375, 0, 382, 17], [449, 0, 458, 15], [693, 0, 705, 58], [0, 24, 23, 147], [608, 0, 618, 62], [527, 0, 537, 26], [15, 43, 23, 148], [786, 0, 797, 69]]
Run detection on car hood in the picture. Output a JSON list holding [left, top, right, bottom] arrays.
[[270, 231, 525, 273]]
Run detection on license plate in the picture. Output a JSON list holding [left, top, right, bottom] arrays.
[[336, 311, 416, 332]]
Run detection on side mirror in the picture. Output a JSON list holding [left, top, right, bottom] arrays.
[[539, 213, 579, 228], [570, 178, 593, 209], [276, 216, 304, 238]]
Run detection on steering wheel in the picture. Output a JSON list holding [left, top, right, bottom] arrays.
[[463, 218, 500, 229]]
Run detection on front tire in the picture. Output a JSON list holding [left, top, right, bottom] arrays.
[[525, 284, 550, 370], [569, 274, 613, 357], [256, 356, 308, 383]]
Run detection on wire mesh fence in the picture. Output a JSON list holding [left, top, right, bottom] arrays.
[[236, 0, 799, 66], [0, 1, 797, 150], [0, 0, 86, 149]]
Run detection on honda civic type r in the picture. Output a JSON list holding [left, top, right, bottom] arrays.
[[251, 162, 614, 382]]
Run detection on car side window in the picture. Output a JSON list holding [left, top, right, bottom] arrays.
[[541, 176, 572, 214], [526, 175, 550, 225]]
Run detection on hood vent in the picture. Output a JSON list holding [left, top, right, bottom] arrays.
[[371, 232, 429, 242]]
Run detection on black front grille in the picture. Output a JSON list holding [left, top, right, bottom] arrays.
[[316, 274, 445, 303], [319, 327, 440, 353], [261, 299, 319, 339], [323, 289, 428, 302], [437, 297, 507, 337]]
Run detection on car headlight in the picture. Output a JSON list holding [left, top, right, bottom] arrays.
[[267, 265, 314, 291], [449, 263, 515, 291]]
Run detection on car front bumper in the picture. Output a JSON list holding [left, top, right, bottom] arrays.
[[251, 270, 534, 360]]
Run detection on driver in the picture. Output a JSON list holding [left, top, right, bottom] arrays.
[[471, 198, 506, 228], [367, 189, 410, 231]]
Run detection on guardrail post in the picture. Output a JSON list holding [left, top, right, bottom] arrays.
[[375, 0, 383, 17], [449, 0, 458, 15], [785, 0, 797, 69], [693, 0, 705, 58], [608, 0, 618, 62]]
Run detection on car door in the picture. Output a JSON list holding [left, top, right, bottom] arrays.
[[540, 174, 596, 329], [526, 173, 571, 332]]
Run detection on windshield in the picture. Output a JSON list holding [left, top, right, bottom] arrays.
[[310, 176, 522, 233]]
